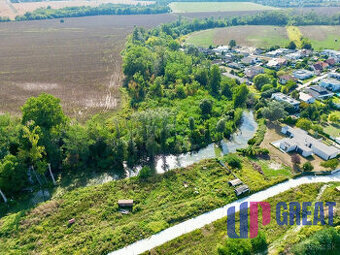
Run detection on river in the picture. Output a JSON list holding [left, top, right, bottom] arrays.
[[148, 110, 257, 174]]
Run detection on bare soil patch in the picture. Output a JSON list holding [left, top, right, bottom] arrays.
[[0, 14, 177, 120]]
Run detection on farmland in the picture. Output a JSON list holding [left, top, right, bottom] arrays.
[[185, 25, 340, 50], [169, 1, 277, 13], [0, 0, 155, 19], [0, 14, 177, 119]]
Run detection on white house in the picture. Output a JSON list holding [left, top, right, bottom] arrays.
[[271, 93, 300, 110], [279, 126, 339, 160], [299, 92, 315, 104], [293, 69, 314, 80]]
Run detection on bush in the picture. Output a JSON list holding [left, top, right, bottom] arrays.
[[251, 231, 268, 253], [138, 166, 152, 180], [302, 162, 314, 172], [320, 159, 339, 170], [224, 154, 242, 169]]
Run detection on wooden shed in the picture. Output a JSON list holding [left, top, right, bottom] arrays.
[[228, 179, 242, 187], [235, 185, 249, 196], [118, 200, 134, 208]]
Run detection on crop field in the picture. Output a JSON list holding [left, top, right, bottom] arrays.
[[0, 14, 176, 119], [169, 1, 277, 13], [185, 26, 289, 48], [0, 0, 155, 19], [185, 25, 340, 50]]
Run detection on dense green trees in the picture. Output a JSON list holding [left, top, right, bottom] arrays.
[[262, 101, 288, 121], [13, 4, 170, 21]]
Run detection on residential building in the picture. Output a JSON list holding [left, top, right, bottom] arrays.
[[266, 48, 290, 57], [293, 69, 314, 80], [241, 56, 257, 65], [304, 85, 334, 100], [279, 126, 339, 160], [299, 92, 315, 104], [319, 78, 340, 92], [321, 50, 340, 63], [244, 66, 264, 79], [271, 93, 300, 110], [285, 51, 305, 60], [266, 58, 287, 69], [312, 61, 329, 71], [325, 58, 336, 66], [279, 74, 297, 85], [329, 72, 340, 80]]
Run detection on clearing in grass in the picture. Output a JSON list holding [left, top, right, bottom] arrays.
[[169, 2, 277, 13]]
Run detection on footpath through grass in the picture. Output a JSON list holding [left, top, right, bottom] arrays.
[[0, 157, 288, 254], [145, 182, 340, 255]]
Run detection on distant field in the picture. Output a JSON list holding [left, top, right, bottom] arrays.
[[0, 0, 155, 19], [185, 26, 289, 48], [299, 25, 340, 50], [169, 2, 277, 13], [185, 25, 340, 50], [0, 14, 176, 119]]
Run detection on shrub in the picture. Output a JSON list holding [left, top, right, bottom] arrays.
[[224, 154, 242, 169], [302, 162, 314, 172], [138, 166, 152, 180], [320, 159, 339, 170]]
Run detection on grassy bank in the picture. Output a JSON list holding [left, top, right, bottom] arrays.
[[145, 182, 340, 254], [0, 156, 288, 254]]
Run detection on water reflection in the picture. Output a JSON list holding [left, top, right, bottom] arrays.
[[129, 111, 258, 175]]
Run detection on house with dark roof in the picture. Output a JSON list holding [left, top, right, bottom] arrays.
[[279, 74, 297, 85], [304, 85, 334, 100]]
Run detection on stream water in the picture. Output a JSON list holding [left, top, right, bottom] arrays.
[[150, 110, 257, 174]]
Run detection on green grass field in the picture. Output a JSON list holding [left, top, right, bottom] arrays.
[[185, 25, 340, 49], [169, 2, 277, 13], [185, 26, 289, 48]]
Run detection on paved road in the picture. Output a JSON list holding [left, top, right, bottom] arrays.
[[108, 172, 340, 255], [297, 73, 328, 91]]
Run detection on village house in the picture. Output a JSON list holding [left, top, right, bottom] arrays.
[[319, 78, 340, 92], [278, 126, 339, 160], [299, 92, 315, 104], [293, 69, 314, 80], [271, 93, 300, 110], [325, 58, 336, 66], [322, 50, 340, 63], [304, 85, 334, 100], [241, 56, 258, 65], [312, 61, 329, 72], [244, 66, 264, 79], [279, 74, 297, 85], [266, 58, 287, 69]]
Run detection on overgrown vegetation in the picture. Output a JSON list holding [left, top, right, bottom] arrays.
[[144, 182, 340, 255], [0, 157, 287, 254]]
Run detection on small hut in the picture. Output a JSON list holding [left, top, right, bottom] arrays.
[[118, 200, 134, 208], [235, 185, 249, 196], [228, 179, 243, 187]]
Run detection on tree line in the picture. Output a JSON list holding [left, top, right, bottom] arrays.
[[13, 4, 170, 21]]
